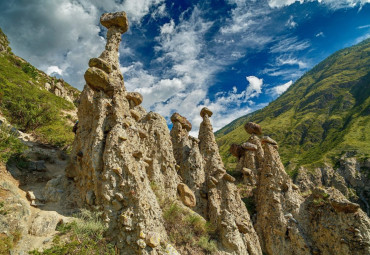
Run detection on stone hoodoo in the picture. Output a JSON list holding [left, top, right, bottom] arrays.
[[170, 112, 207, 215], [66, 11, 180, 254], [198, 108, 262, 255], [232, 122, 264, 186], [64, 9, 370, 255], [232, 124, 370, 255]]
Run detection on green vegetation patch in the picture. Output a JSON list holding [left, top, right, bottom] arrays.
[[216, 38, 370, 172], [0, 124, 26, 163], [0, 53, 76, 148], [29, 209, 115, 255], [163, 202, 218, 253], [0, 229, 22, 254]]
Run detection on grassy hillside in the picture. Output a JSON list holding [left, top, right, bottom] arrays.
[[0, 27, 79, 158], [216, 38, 370, 172]]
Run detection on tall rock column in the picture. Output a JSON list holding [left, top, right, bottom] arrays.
[[198, 108, 262, 255], [66, 11, 180, 255], [232, 122, 264, 186], [170, 113, 207, 216]]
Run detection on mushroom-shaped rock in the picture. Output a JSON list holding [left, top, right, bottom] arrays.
[[230, 143, 244, 158], [126, 92, 143, 107], [170, 113, 192, 131], [241, 168, 252, 176], [177, 183, 196, 207], [84, 67, 110, 91], [100, 11, 128, 33], [244, 122, 262, 135], [88, 58, 112, 74], [241, 142, 258, 151], [200, 107, 213, 118], [261, 136, 278, 145]]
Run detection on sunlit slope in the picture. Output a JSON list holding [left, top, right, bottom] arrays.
[[0, 28, 79, 147], [216, 38, 370, 170]]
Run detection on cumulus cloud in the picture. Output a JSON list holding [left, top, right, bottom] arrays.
[[0, 0, 165, 89], [46, 66, 63, 76]]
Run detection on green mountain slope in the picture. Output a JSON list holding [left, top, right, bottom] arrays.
[[216, 38, 370, 172], [0, 27, 79, 150]]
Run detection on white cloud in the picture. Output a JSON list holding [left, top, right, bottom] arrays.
[[269, 0, 304, 8], [160, 19, 175, 34], [315, 31, 325, 37], [0, 0, 166, 90], [267, 80, 293, 97], [286, 15, 298, 28], [277, 56, 308, 68], [268, 0, 370, 9], [358, 24, 370, 29], [46, 65, 63, 76], [270, 37, 310, 53]]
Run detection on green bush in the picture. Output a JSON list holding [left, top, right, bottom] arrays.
[[21, 63, 38, 79], [0, 124, 26, 162]]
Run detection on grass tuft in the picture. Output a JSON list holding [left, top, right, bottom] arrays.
[[29, 209, 115, 255]]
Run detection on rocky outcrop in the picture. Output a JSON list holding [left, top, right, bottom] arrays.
[[66, 11, 180, 254], [0, 28, 9, 52], [232, 125, 370, 255], [295, 155, 370, 215], [44, 79, 79, 103]]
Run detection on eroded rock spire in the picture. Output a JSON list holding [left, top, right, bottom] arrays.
[[198, 107, 262, 255], [66, 11, 181, 254]]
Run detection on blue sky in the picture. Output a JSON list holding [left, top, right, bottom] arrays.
[[0, 0, 369, 135]]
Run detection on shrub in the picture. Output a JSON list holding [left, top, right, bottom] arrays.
[[0, 124, 26, 162], [21, 63, 38, 79]]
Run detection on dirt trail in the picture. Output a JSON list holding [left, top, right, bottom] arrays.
[[0, 132, 77, 254]]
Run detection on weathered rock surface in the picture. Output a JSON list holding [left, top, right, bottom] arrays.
[[61, 9, 370, 255], [232, 126, 370, 255], [170, 112, 207, 215], [295, 156, 370, 215], [66, 11, 180, 254], [244, 122, 262, 135], [198, 108, 262, 255]]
